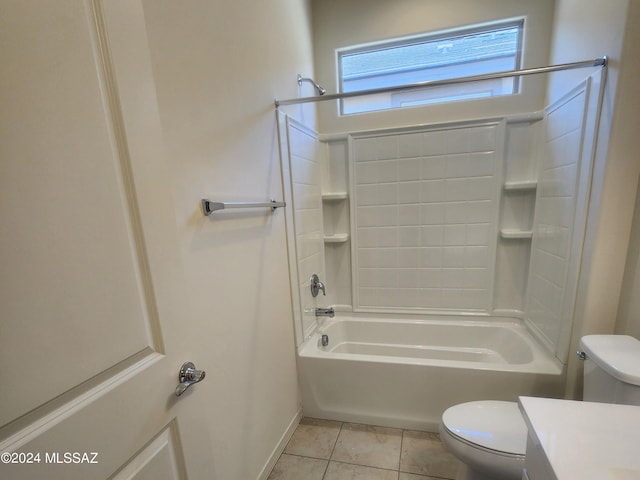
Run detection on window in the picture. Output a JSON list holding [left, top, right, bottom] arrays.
[[338, 20, 524, 115]]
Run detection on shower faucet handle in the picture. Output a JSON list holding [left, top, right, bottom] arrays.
[[310, 274, 326, 297]]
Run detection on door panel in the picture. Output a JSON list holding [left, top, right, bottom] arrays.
[[113, 424, 185, 480], [0, 1, 203, 478], [0, 0, 156, 425]]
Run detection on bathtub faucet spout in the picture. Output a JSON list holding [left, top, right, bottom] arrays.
[[315, 307, 335, 318]]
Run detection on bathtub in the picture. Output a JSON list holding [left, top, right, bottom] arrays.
[[297, 315, 564, 431]]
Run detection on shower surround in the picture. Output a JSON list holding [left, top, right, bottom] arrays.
[[279, 72, 603, 430]]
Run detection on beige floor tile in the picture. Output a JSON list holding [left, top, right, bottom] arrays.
[[324, 461, 399, 480], [331, 423, 403, 470], [284, 417, 342, 459], [267, 454, 327, 480], [400, 430, 459, 479]]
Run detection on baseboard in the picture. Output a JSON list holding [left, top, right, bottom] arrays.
[[257, 408, 302, 480]]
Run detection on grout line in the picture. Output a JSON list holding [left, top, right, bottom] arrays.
[[398, 428, 405, 472], [325, 458, 400, 473], [280, 452, 331, 462], [328, 421, 343, 460], [321, 421, 343, 480]]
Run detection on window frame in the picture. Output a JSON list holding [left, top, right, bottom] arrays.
[[336, 18, 525, 115]]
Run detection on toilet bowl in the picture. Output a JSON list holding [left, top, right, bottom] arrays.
[[440, 335, 640, 480], [439, 401, 527, 480]]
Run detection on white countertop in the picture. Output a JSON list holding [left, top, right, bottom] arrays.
[[518, 396, 640, 480]]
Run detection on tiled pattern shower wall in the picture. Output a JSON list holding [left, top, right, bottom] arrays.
[[350, 122, 504, 312], [280, 115, 326, 343], [525, 81, 592, 359]]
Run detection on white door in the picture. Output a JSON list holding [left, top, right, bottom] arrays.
[[0, 1, 211, 478]]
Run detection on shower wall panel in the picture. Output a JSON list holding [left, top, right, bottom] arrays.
[[280, 115, 327, 343], [525, 79, 595, 361], [350, 121, 505, 313]]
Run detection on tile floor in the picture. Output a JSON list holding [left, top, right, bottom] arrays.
[[268, 418, 460, 480]]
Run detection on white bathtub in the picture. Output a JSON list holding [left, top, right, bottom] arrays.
[[297, 315, 564, 431]]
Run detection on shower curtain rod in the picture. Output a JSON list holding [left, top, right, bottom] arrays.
[[274, 57, 607, 108]]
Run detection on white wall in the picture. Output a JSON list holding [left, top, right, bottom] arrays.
[[311, 0, 555, 134], [615, 2, 640, 340], [546, 0, 640, 398], [613, 5, 640, 341], [140, 1, 315, 478], [617, 180, 640, 339]]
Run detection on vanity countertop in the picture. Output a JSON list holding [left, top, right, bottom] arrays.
[[518, 396, 640, 480]]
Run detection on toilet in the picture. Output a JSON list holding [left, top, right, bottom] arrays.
[[439, 335, 640, 480]]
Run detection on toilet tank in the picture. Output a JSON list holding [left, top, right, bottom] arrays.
[[579, 335, 640, 405]]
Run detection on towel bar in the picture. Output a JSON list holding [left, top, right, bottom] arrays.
[[201, 199, 286, 216]]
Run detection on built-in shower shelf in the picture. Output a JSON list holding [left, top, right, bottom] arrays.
[[322, 192, 348, 201], [500, 229, 533, 239], [324, 233, 350, 244], [504, 180, 538, 191]]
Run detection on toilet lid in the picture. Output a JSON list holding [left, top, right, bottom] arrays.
[[580, 335, 640, 386], [442, 401, 527, 455]]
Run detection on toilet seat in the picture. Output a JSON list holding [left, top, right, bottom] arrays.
[[440, 401, 527, 480], [441, 400, 527, 455]]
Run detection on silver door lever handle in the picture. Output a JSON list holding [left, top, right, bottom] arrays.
[[175, 362, 206, 396]]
